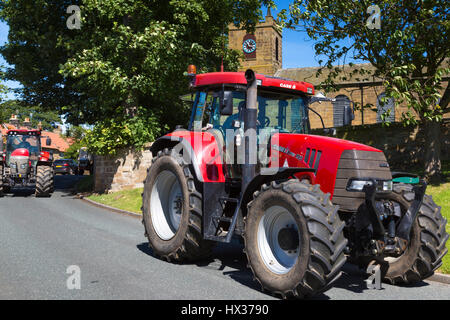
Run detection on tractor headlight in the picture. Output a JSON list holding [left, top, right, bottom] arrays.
[[347, 179, 373, 191], [346, 179, 393, 192], [10, 163, 17, 169], [382, 180, 393, 191]]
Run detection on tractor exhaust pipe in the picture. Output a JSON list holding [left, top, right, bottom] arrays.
[[242, 69, 258, 191]]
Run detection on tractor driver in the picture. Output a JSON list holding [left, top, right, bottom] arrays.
[[15, 136, 32, 150]]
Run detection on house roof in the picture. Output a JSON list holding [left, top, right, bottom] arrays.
[[1, 124, 73, 153]]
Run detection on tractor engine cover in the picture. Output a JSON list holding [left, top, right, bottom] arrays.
[[9, 148, 30, 175]]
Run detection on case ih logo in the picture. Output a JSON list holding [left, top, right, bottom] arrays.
[[280, 83, 296, 89]]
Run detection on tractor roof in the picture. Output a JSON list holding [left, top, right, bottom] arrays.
[[6, 129, 41, 136], [193, 72, 315, 95]]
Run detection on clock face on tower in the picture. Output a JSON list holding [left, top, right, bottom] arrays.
[[242, 34, 256, 59], [243, 39, 256, 54]]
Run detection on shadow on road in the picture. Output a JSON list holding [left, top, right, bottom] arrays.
[[137, 239, 431, 300]]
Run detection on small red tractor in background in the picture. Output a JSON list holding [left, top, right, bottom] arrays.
[[141, 68, 448, 299], [0, 129, 54, 197]]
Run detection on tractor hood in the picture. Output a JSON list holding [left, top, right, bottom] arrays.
[[271, 133, 388, 197], [10, 148, 30, 158]]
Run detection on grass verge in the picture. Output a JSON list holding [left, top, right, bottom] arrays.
[[427, 183, 450, 274], [87, 188, 143, 214]]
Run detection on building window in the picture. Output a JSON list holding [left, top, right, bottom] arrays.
[[332, 95, 351, 127], [376, 93, 395, 123], [275, 37, 279, 61]]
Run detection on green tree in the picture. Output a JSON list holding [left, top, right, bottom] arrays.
[[283, 0, 449, 183], [63, 125, 89, 159], [0, 99, 60, 131]]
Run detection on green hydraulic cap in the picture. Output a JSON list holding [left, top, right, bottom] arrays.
[[393, 176, 420, 184]]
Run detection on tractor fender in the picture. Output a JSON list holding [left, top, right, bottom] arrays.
[[150, 130, 225, 183], [239, 167, 316, 216], [37, 160, 52, 167]]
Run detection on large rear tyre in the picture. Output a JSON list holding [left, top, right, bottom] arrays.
[[142, 148, 214, 262], [244, 180, 347, 299], [35, 166, 54, 197], [372, 183, 448, 284]]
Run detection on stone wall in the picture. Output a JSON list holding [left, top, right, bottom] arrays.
[[93, 144, 153, 193]]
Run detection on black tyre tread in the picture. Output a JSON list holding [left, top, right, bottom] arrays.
[[245, 179, 348, 299], [142, 148, 214, 262], [383, 183, 449, 284], [35, 166, 53, 197]]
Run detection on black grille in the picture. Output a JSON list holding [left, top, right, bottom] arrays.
[[332, 150, 391, 212]]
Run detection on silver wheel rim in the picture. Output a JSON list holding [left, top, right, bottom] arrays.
[[257, 205, 300, 274], [150, 170, 183, 240]]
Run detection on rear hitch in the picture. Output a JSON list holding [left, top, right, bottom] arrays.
[[355, 178, 426, 256], [395, 181, 427, 241]]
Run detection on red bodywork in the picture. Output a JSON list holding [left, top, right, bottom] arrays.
[[160, 71, 383, 199], [166, 130, 383, 198], [10, 148, 30, 157], [194, 72, 314, 95], [39, 151, 51, 162]]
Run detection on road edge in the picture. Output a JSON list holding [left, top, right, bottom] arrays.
[[79, 195, 142, 219], [428, 272, 450, 285], [79, 195, 450, 285]]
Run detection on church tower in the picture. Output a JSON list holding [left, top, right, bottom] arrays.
[[228, 8, 282, 76]]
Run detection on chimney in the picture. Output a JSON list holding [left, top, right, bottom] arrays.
[[9, 114, 20, 128]]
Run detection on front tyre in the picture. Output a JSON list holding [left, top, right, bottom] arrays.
[[35, 166, 53, 197], [142, 148, 214, 262], [244, 180, 347, 299]]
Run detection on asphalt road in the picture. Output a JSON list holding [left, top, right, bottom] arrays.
[[0, 175, 449, 300]]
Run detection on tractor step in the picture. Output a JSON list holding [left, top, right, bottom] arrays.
[[203, 182, 240, 243]]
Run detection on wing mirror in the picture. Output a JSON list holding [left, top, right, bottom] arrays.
[[220, 90, 234, 116]]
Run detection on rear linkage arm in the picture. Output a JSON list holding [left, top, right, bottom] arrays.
[[360, 179, 427, 256]]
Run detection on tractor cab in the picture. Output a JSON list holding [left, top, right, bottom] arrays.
[[5, 130, 41, 166], [188, 72, 314, 136]]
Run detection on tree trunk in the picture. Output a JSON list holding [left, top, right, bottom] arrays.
[[423, 120, 442, 184]]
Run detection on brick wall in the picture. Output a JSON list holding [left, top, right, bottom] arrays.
[[93, 144, 152, 193]]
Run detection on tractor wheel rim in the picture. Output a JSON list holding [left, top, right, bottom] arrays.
[[150, 170, 183, 240], [257, 205, 300, 274]]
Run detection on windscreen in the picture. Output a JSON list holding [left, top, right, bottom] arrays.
[[6, 134, 40, 164], [210, 90, 309, 134]]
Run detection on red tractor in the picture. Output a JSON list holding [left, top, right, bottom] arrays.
[[0, 129, 54, 197], [141, 69, 448, 298]]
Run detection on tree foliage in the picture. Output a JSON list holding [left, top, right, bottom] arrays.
[[282, 0, 449, 182], [0, 99, 60, 131]]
